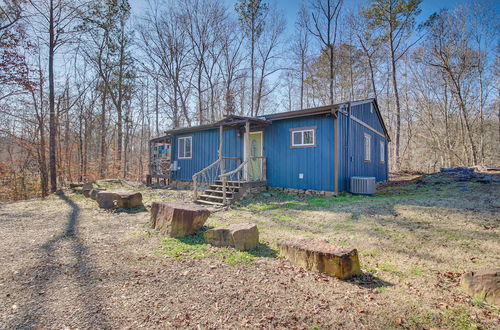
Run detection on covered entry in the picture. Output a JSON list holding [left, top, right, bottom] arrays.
[[246, 131, 264, 181], [192, 115, 270, 205]]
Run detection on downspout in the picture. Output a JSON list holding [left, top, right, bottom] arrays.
[[346, 102, 352, 192]]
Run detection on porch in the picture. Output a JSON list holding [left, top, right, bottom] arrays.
[[192, 115, 270, 206]]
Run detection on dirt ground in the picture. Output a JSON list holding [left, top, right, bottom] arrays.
[[0, 173, 499, 329]]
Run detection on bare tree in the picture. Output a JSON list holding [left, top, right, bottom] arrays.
[[307, 0, 343, 104], [28, 0, 82, 192], [424, 9, 482, 165], [362, 0, 422, 169], [235, 0, 268, 116], [293, 5, 310, 109]]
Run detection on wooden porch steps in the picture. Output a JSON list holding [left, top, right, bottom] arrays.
[[195, 180, 243, 206]]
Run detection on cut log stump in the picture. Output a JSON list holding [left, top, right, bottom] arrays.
[[90, 188, 106, 200], [278, 238, 361, 280], [461, 268, 500, 306], [82, 182, 97, 197], [204, 223, 259, 251], [96, 190, 143, 209], [150, 202, 210, 237]]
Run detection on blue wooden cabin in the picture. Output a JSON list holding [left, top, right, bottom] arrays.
[[150, 98, 390, 205]]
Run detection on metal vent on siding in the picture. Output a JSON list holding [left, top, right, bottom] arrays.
[[350, 177, 376, 195]]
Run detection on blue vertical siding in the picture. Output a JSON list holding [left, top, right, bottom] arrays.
[[168, 100, 388, 191], [351, 102, 384, 134], [347, 120, 388, 182], [264, 114, 335, 191], [171, 127, 243, 181]]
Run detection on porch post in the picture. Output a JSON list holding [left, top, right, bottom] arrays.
[[244, 120, 250, 181], [219, 124, 227, 204]]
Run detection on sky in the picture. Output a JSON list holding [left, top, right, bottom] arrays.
[[129, 0, 481, 40]]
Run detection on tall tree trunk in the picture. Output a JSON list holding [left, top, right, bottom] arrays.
[[154, 78, 159, 136], [197, 63, 203, 123], [78, 113, 84, 181], [389, 31, 402, 169], [48, 0, 57, 192], [100, 87, 107, 178], [300, 54, 305, 109], [329, 44, 334, 103], [38, 124, 49, 197], [250, 19, 255, 117], [457, 94, 478, 166], [367, 55, 377, 99]]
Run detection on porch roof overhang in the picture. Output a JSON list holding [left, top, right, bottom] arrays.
[[162, 115, 271, 136], [149, 135, 171, 143]]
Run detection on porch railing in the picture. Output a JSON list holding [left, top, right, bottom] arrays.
[[192, 157, 240, 200]]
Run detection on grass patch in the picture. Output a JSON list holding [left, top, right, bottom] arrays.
[[115, 205, 147, 213], [159, 229, 277, 266], [410, 267, 423, 276], [161, 232, 211, 260], [379, 262, 398, 274], [362, 249, 382, 257], [216, 249, 256, 266], [443, 307, 476, 330]]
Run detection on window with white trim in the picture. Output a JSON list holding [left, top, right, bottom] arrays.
[[380, 141, 385, 163], [364, 133, 371, 162], [178, 136, 192, 159], [291, 128, 316, 147]]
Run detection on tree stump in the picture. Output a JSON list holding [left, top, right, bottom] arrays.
[[204, 223, 259, 251], [278, 238, 361, 279], [150, 202, 210, 237], [96, 190, 143, 209], [461, 268, 500, 306]]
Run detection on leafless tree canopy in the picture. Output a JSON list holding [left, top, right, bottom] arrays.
[[0, 0, 498, 200]]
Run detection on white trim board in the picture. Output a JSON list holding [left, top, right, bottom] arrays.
[[350, 115, 386, 139]]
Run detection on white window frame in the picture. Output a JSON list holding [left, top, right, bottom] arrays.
[[364, 133, 371, 162], [178, 136, 192, 159], [380, 141, 385, 164], [290, 127, 316, 148]]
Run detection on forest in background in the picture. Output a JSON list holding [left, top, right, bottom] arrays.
[[0, 0, 498, 201]]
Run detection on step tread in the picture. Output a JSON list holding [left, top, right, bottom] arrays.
[[204, 189, 235, 194], [195, 199, 224, 206], [200, 194, 233, 200], [210, 184, 240, 189]]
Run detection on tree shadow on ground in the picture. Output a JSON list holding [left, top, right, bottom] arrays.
[[14, 192, 109, 328], [348, 272, 394, 289], [114, 205, 148, 214]]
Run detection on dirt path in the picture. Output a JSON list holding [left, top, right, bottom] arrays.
[[1, 178, 499, 329]]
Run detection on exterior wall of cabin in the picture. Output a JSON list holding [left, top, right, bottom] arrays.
[[166, 100, 388, 193], [171, 127, 243, 181], [339, 102, 389, 192], [263, 114, 335, 192]]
